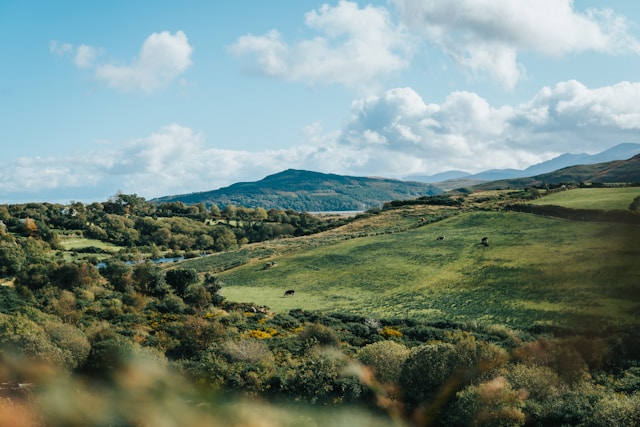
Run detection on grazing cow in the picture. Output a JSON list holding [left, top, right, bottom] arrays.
[[481, 237, 489, 246], [436, 236, 445, 241], [284, 289, 295, 297], [263, 261, 278, 270]]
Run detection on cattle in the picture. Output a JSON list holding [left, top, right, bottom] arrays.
[[263, 261, 278, 270], [436, 236, 445, 241], [481, 236, 489, 246], [284, 289, 295, 297]]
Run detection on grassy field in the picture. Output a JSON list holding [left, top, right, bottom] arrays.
[[531, 187, 640, 210], [58, 234, 123, 252], [212, 209, 639, 330]]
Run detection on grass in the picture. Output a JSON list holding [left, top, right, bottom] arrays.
[[215, 209, 640, 329], [58, 234, 123, 252], [531, 187, 640, 210]]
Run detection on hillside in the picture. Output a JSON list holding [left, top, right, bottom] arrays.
[[187, 190, 639, 329], [152, 169, 442, 211], [472, 153, 640, 190]]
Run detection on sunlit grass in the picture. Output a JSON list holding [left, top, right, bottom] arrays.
[[220, 211, 640, 329], [531, 187, 640, 210], [59, 235, 123, 252]]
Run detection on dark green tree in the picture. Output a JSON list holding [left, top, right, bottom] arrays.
[[165, 268, 199, 297]]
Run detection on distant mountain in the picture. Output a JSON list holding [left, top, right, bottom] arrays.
[[473, 153, 640, 190], [409, 143, 640, 183], [522, 143, 640, 176], [152, 169, 442, 211], [405, 170, 470, 183]]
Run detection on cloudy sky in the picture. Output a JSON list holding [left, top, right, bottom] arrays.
[[1, 0, 639, 203]]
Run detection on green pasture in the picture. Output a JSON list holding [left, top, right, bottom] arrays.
[[532, 187, 640, 210], [218, 210, 640, 329], [59, 235, 123, 252]]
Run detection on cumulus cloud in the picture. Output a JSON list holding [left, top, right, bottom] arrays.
[[392, 0, 640, 88], [230, 0, 410, 91], [50, 31, 193, 93], [319, 81, 640, 176], [2, 80, 639, 203]]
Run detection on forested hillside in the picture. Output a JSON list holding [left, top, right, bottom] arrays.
[[1, 187, 639, 426], [152, 169, 442, 211]]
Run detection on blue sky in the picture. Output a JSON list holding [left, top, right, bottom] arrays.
[[1, 0, 639, 203]]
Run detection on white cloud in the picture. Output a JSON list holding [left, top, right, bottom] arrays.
[[94, 31, 193, 92], [393, 0, 640, 88], [308, 80, 640, 176], [2, 80, 640, 203], [74, 45, 97, 68], [230, 0, 410, 91], [50, 31, 193, 93]]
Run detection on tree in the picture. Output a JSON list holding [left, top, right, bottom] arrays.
[[209, 204, 221, 218], [165, 268, 199, 297], [211, 226, 237, 251], [221, 204, 237, 222], [0, 242, 26, 275], [184, 283, 211, 311], [132, 263, 167, 296], [203, 274, 224, 305], [100, 261, 134, 292], [22, 217, 38, 237]]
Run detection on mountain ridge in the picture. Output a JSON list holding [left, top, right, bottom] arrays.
[[152, 169, 442, 211], [406, 142, 640, 182], [152, 143, 640, 211]]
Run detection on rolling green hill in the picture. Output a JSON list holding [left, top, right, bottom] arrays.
[[530, 187, 640, 210], [473, 153, 640, 190], [178, 188, 640, 331], [152, 169, 442, 211]]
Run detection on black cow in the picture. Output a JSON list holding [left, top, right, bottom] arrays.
[[436, 236, 445, 241], [481, 237, 489, 246], [284, 289, 295, 297]]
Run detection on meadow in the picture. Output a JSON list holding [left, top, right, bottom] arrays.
[[530, 186, 640, 210], [203, 194, 640, 330]]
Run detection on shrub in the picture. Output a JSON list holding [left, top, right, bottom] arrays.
[[223, 339, 274, 365], [379, 326, 402, 339], [84, 331, 134, 373], [589, 393, 640, 426], [43, 321, 90, 370], [297, 323, 340, 348], [503, 363, 564, 401], [357, 340, 410, 385], [245, 329, 274, 339], [445, 377, 526, 426], [400, 343, 465, 407]]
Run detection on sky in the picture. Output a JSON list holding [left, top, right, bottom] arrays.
[[1, 0, 640, 204]]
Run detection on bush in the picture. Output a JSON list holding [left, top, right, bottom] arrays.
[[297, 323, 340, 348], [445, 377, 526, 426], [84, 329, 134, 373], [399, 343, 464, 407], [43, 321, 90, 370], [357, 340, 409, 385], [589, 393, 640, 426], [223, 339, 274, 365]]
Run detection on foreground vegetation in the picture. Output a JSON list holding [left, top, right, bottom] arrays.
[[1, 187, 639, 426]]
